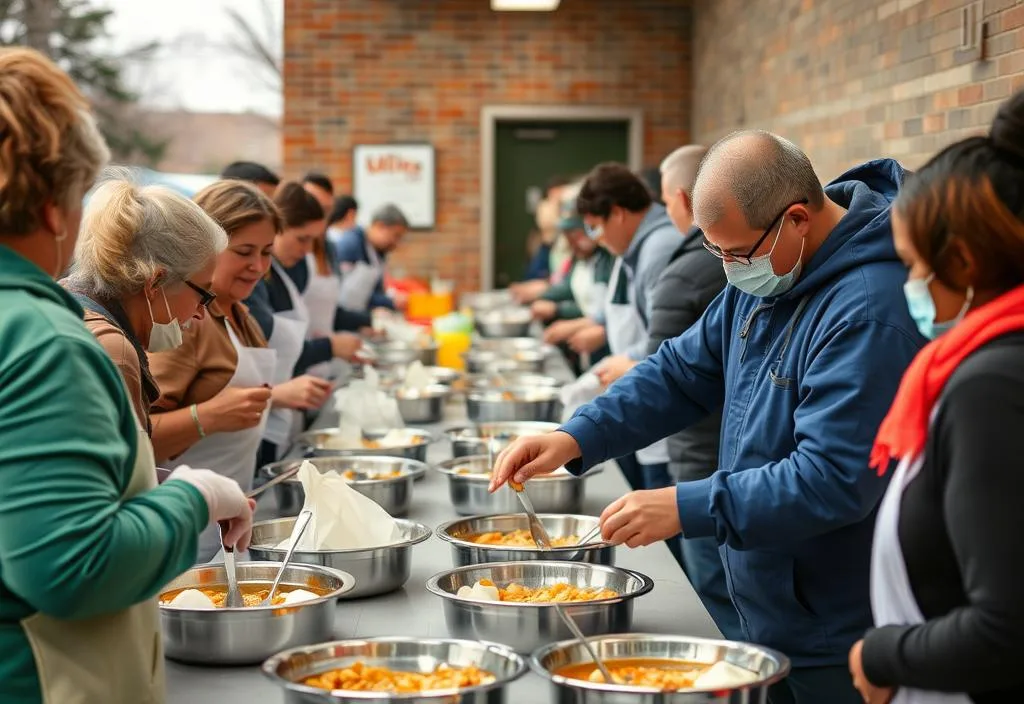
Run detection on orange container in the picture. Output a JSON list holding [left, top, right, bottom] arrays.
[[408, 291, 453, 320]]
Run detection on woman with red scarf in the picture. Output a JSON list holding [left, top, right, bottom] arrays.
[[849, 91, 1024, 704]]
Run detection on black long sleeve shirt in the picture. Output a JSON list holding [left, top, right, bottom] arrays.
[[862, 332, 1024, 702]]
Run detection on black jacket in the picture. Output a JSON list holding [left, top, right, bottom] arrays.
[[645, 226, 727, 482], [282, 252, 372, 333]]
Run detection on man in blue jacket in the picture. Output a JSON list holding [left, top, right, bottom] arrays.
[[490, 131, 925, 703], [334, 203, 408, 313]]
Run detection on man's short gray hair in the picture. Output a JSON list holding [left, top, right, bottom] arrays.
[[692, 130, 824, 230], [659, 145, 707, 195], [371, 203, 409, 228]]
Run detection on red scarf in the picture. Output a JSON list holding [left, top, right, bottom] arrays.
[[871, 284, 1024, 475]]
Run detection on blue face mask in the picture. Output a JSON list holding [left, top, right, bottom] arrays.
[[723, 217, 805, 298], [903, 274, 974, 340], [584, 222, 603, 241]]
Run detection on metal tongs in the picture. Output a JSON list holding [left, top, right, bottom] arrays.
[[260, 509, 314, 606]]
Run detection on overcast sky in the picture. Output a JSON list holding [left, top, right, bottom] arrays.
[[97, 0, 283, 117]]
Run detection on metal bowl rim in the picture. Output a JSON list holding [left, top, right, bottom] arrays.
[[442, 421, 560, 440], [261, 456, 429, 485], [527, 632, 792, 693], [392, 385, 452, 400], [433, 456, 601, 482], [466, 387, 562, 402], [424, 560, 654, 608], [295, 428, 436, 451], [250, 518, 432, 554], [260, 636, 528, 700], [158, 562, 356, 612], [434, 513, 612, 550]]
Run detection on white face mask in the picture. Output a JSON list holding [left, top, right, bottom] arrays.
[[722, 217, 805, 298], [147, 290, 183, 352]]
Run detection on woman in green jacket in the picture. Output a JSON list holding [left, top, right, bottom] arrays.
[[0, 48, 256, 704]]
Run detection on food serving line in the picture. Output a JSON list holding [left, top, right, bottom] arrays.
[[164, 343, 726, 702]]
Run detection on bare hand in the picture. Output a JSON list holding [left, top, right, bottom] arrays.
[[849, 640, 895, 704], [272, 375, 333, 410], [543, 319, 585, 345], [531, 299, 558, 322], [568, 324, 607, 354], [488, 431, 581, 492], [600, 488, 681, 547], [331, 332, 365, 361], [199, 385, 272, 433], [594, 354, 637, 386]]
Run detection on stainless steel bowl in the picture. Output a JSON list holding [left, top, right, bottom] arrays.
[[426, 561, 653, 653], [531, 634, 791, 703], [436, 514, 614, 567], [434, 455, 600, 516], [393, 385, 451, 424], [371, 340, 439, 367], [159, 562, 354, 665], [461, 290, 515, 313], [466, 387, 562, 423], [468, 373, 559, 391], [250, 517, 431, 599], [296, 427, 433, 463], [475, 308, 533, 339], [260, 456, 428, 517], [445, 421, 560, 458], [262, 637, 527, 704], [471, 337, 546, 354], [378, 365, 463, 390], [463, 350, 546, 374]]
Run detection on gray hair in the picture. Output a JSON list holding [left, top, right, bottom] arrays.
[[659, 145, 707, 195], [370, 203, 409, 228], [692, 130, 824, 230], [70, 178, 228, 298]]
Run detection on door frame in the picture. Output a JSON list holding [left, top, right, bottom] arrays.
[[479, 105, 644, 291]]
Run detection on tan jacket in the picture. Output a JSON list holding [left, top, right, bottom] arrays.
[[82, 310, 155, 433]]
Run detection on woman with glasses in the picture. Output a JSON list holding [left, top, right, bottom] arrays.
[[63, 180, 224, 446], [850, 91, 1024, 704]]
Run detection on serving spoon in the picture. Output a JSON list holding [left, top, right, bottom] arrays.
[[260, 509, 313, 607], [219, 522, 244, 609]]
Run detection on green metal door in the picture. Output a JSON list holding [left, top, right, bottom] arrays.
[[493, 121, 629, 288]]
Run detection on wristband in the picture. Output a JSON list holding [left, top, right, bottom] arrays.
[[190, 403, 207, 439]]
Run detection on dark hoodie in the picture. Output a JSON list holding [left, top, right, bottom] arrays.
[[561, 159, 927, 666]]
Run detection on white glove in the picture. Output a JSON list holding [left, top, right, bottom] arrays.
[[168, 465, 256, 551]]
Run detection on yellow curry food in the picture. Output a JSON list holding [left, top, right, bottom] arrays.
[[303, 661, 495, 693], [495, 579, 617, 603], [468, 529, 579, 548], [159, 583, 332, 608], [341, 469, 403, 481], [555, 658, 709, 690], [361, 436, 424, 449]]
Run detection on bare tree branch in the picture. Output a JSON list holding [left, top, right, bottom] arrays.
[[224, 3, 280, 79]]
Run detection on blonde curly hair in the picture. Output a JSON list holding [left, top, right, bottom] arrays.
[[0, 47, 109, 236]]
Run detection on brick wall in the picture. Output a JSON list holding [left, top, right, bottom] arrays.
[[691, 0, 1024, 181], [283, 0, 691, 292]]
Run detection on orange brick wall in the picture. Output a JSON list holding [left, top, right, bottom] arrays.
[[282, 0, 691, 292], [691, 0, 1024, 181]]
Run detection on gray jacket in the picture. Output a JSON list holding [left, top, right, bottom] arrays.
[[616, 204, 683, 360], [646, 226, 727, 482]]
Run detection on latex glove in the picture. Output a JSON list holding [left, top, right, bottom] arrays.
[[168, 466, 256, 550]]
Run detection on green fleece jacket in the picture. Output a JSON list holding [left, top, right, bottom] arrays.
[[539, 248, 615, 320], [0, 246, 207, 703]]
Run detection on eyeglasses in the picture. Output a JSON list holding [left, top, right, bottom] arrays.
[[185, 280, 216, 309], [703, 198, 809, 265]]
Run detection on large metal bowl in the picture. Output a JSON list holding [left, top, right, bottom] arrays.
[[471, 337, 547, 355], [445, 421, 560, 458], [250, 517, 431, 599], [475, 308, 533, 339], [461, 290, 515, 313], [159, 562, 354, 665], [378, 365, 463, 390], [531, 634, 791, 702], [393, 385, 451, 424], [467, 373, 560, 392], [262, 637, 528, 704], [297, 427, 433, 463], [426, 561, 653, 653], [260, 456, 428, 517], [466, 387, 562, 423], [371, 340, 439, 367], [463, 349, 546, 374], [436, 514, 614, 567], [434, 455, 600, 516]]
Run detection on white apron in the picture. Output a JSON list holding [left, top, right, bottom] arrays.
[[264, 259, 310, 451], [570, 257, 598, 319], [870, 451, 971, 704], [22, 423, 165, 704], [338, 238, 383, 312], [302, 252, 342, 378], [176, 323, 276, 563], [604, 258, 669, 465]]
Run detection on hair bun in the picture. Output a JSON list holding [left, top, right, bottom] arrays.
[[990, 90, 1024, 162]]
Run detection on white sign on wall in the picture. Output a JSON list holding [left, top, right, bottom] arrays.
[[352, 144, 435, 230]]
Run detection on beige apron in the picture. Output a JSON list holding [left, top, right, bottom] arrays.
[[22, 426, 165, 704]]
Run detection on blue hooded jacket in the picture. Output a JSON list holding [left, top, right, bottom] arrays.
[[560, 159, 926, 667]]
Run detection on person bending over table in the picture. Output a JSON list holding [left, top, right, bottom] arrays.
[[490, 131, 926, 704]]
